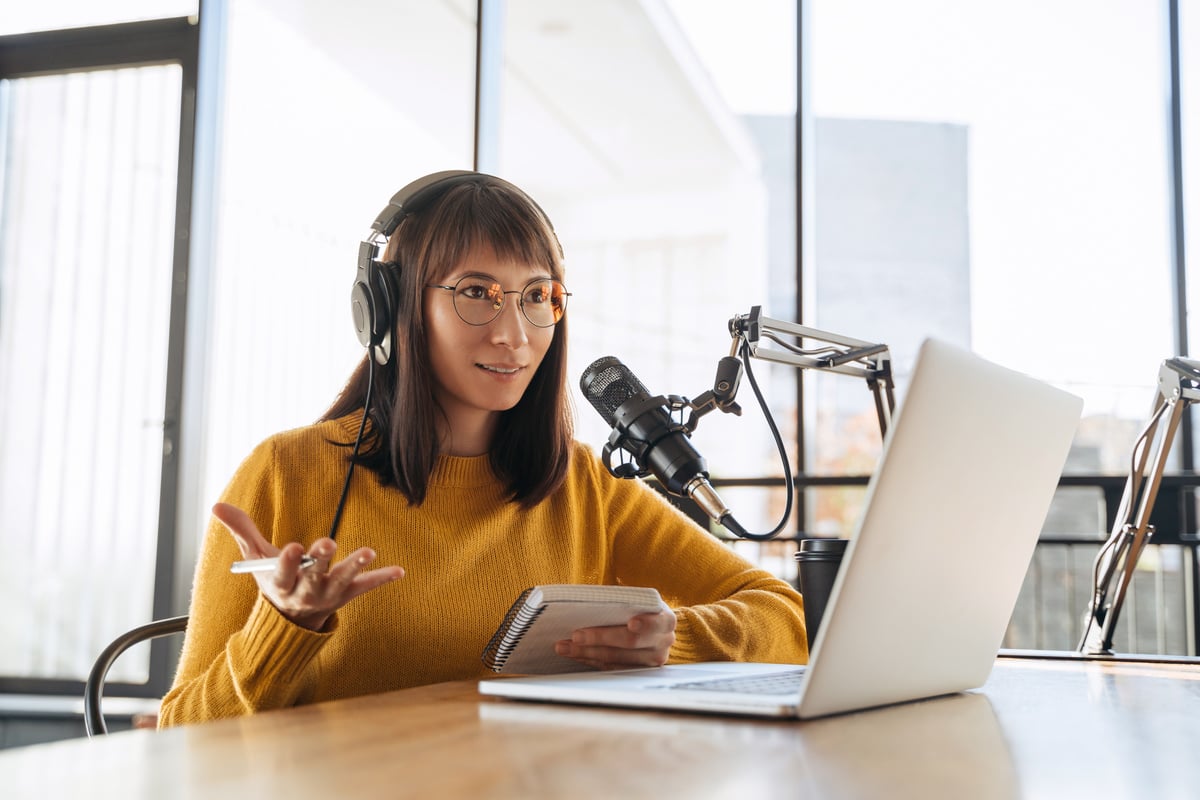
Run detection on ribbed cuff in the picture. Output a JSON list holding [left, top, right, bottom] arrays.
[[230, 596, 337, 705], [666, 608, 701, 663]]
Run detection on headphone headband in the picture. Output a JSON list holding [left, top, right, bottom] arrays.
[[370, 170, 480, 238]]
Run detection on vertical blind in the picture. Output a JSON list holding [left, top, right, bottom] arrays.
[[0, 64, 181, 681]]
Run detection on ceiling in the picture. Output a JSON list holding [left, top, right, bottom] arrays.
[[255, 0, 760, 195]]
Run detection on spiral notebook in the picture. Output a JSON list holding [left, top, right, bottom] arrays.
[[482, 584, 669, 674]]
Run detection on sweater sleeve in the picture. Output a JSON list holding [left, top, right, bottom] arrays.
[[585, 450, 809, 665], [158, 439, 334, 727]]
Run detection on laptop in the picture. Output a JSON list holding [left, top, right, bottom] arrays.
[[478, 338, 1084, 719]]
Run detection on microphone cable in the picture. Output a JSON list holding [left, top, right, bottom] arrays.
[[726, 337, 794, 541]]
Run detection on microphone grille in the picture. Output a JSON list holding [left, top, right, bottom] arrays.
[[579, 356, 648, 426]]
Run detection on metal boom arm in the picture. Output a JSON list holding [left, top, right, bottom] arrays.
[[726, 306, 896, 437], [1079, 357, 1200, 655]]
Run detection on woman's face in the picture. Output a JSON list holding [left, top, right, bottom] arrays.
[[423, 243, 557, 453]]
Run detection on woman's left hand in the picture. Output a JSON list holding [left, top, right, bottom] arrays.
[[554, 610, 677, 669]]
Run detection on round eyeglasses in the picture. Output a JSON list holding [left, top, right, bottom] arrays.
[[426, 275, 570, 328]]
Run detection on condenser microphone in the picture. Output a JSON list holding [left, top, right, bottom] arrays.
[[580, 356, 747, 537]]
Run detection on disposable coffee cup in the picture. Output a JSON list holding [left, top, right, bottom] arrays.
[[794, 538, 849, 650]]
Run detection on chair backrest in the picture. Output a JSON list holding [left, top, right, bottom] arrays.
[[83, 615, 189, 737]]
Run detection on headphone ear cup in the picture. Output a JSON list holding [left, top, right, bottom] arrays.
[[373, 260, 399, 340], [350, 260, 400, 364], [351, 277, 376, 349]]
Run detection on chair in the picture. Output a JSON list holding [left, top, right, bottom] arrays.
[[83, 615, 189, 737]]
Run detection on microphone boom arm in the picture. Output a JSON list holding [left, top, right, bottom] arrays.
[[727, 306, 895, 438], [1079, 357, 1200, 655], [592, 306, 895, 542], [657, 306, 895, 541]]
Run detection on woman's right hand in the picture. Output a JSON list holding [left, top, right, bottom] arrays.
[[212, 502, 405, 632]]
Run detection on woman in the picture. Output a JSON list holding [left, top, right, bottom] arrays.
[[159, 171, 807, 726]]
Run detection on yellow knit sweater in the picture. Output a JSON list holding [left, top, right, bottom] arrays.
[[159, 415, 807, 726]]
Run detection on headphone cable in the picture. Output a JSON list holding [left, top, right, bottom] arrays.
[[327, 355, 375, 542]]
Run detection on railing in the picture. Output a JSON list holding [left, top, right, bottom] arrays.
[[1010, 537, 1196, 654], [684, 474, 1200, 658]]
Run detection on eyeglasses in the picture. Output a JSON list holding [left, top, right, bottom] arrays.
[[426, 275, 570, 328]]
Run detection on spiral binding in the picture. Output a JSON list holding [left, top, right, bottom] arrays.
[[482, 588, 549, 670]]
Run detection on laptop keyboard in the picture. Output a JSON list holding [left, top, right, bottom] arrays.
[[664, 668, 807, 695]]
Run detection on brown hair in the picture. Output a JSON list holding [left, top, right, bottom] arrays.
[[321, 174, 572, 507]]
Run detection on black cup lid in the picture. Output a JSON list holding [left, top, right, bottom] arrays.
[[795, 537, 849, 556]]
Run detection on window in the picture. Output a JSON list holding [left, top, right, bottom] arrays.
[[1183, 1, 1200, 357], [498, 0, 800, 553], [4, 1, 1198, 719], [195, 1, 479, 539], [0, 19, 197, 690], [0, 1, 196, 36], [808, 0, 1186, 652]]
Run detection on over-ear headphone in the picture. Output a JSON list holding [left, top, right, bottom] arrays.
[[351, 170, 480, 365]]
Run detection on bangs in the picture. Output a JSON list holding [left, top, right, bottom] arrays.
[[422, 184, 562, 282]]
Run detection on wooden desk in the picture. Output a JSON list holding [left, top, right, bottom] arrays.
[[4, 657, 1200, 799]]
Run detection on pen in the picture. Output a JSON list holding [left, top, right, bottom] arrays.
[[230, 555, 318, 574]]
